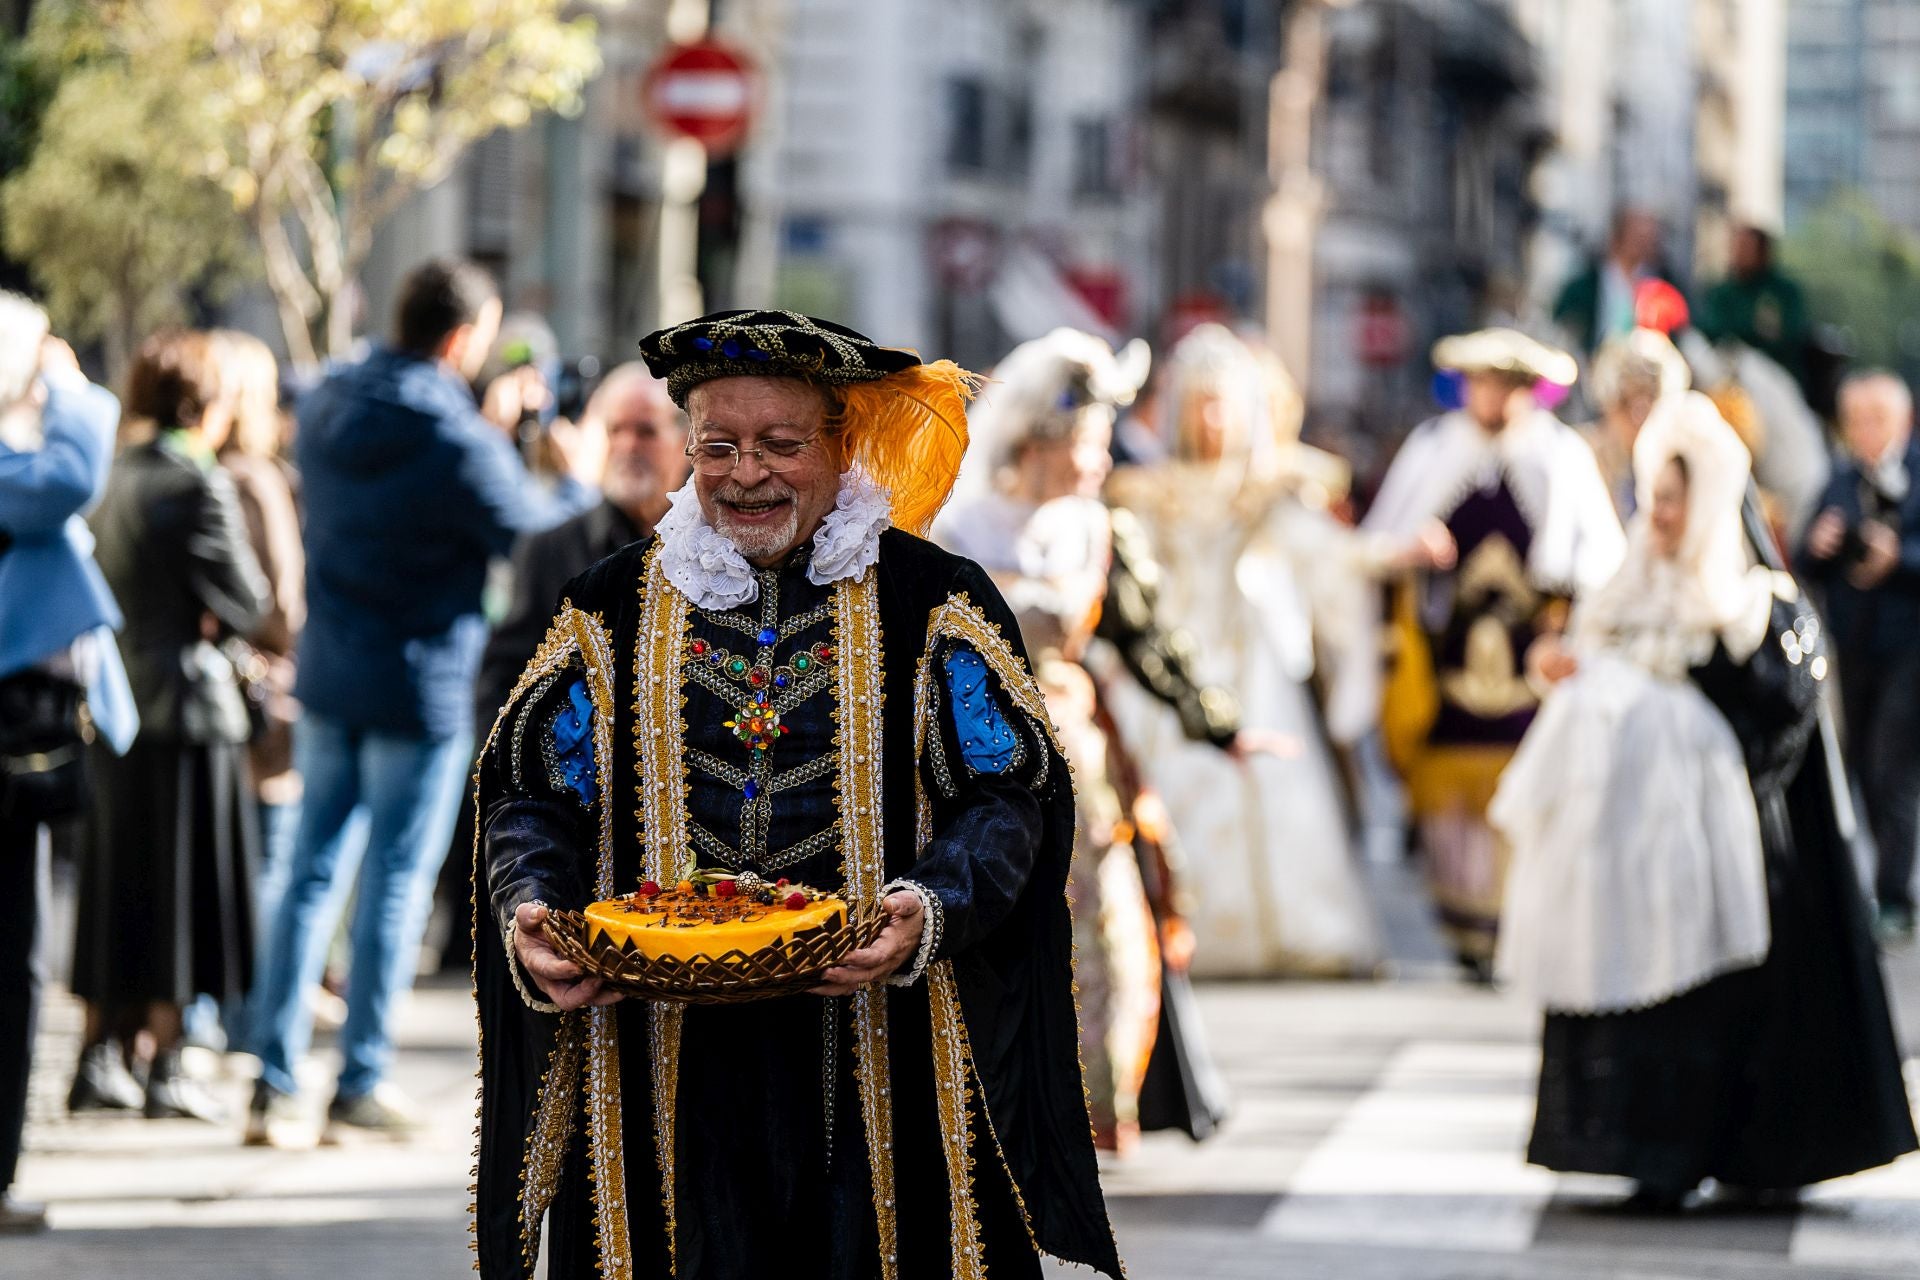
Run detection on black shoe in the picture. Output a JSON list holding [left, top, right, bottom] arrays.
[[322, 1084, 422, 1143], [67, 1042, 144, 1114], [1624, 1180, 1692, 1213], [0, 1192, 48, 1234], [143, 1050, 225, 1123], [1708, 1181, 1803, 1212], [1455, 953, 1494, 985]]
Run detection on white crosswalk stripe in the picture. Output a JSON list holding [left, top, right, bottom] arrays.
[[1258, 1040, 1557, 1252]]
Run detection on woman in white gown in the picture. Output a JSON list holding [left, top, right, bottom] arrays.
[[1102, 326, 1387, 977]]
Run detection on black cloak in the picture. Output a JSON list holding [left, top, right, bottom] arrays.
[[472, 530, 1122, 1279]]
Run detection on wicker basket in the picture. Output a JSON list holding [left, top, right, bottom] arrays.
[[541, 900, 887, 1005]]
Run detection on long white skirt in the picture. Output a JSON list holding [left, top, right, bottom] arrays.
[[1091, 641, 1381, 977], [1490, 654, 1771, 1013]]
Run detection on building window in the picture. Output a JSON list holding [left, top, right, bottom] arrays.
[[1006, 88, 1034, 177], [465, 130, 515, 261], [1073, 118, 1118, 199], [947, 77, 989, 173], [946, 75, 1035, 180]]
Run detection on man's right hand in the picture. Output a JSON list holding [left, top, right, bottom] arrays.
[[512, 902, 622, 1009], [1850, 520, 1901, 590], [481, 365, 551, 436], [1806, 508, 1847, 562]]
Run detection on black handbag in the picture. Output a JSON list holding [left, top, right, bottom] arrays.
[[0, 666, 93, 823]]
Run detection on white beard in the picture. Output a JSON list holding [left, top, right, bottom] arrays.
[[714, 504, 802, 560], [601, 468, 661, 518]]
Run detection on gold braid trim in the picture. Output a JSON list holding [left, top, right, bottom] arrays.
[[834, 571, 899, 1280], [467, 605, 617, 1276], [632, 547, 692, 1275], [914, 594, 1119, 1266], [927, 962, 989, 1278], [922, 595, 1063, 752], [518, 1014, 584, 1271]]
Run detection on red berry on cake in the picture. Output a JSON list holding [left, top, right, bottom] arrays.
[[785, 892, 807, 910]]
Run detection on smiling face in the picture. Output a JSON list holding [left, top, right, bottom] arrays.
[[687, 376, 841, 566], [1648, 456, 1689, 560]]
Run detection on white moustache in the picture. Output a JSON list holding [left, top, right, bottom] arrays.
[[714, 479, 795, 504]]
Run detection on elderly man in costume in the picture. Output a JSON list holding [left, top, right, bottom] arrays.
[[1365, 329, 1624, 978], [472, 310, 1122, 1280]]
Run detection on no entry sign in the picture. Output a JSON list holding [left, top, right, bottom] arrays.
[[642, 40, 757, 155]]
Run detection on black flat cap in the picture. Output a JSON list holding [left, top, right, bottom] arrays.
[[638, 309, 922, 406]]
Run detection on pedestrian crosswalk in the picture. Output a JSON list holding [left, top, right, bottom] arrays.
[[1257, 1041, 1558, 1253], [1090, 1028, 1920, 1280], [17, 961, 1920, 1280]]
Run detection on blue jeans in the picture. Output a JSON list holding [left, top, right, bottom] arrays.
[[242, 798, 362, 1056], [253, 713, 472, 1099]]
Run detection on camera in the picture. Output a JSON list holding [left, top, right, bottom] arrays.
[[1839, 524, 1871, 567]]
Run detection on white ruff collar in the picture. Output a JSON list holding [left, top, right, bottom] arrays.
[[654, 470, 892, 610]]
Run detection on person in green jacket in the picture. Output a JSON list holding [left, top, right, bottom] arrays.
[[1552, 208, 1683, 358], [1699, 224, 1811, 390]]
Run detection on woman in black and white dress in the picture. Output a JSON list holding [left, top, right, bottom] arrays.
[[1495, 391, 1916, 1207]]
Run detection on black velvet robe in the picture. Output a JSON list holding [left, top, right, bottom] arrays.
[[1527, 587, 1918, 1190], [472, 530, 1122, 1279]]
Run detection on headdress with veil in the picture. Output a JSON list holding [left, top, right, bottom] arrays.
[[1571, 390, 1781, 674]]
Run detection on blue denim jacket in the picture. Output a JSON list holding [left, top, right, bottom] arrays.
[[295, 347, 595, 738], [0, 375, 137, 752]]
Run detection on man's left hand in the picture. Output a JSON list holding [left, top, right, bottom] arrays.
[[1850, 521, 1900, 590], [811, 891, 925, 996]]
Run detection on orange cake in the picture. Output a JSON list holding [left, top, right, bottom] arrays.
[[583, 871, 848, 963]]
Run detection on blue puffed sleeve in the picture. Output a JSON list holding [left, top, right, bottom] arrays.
[[943, 646, 1021, 775], [541, 677, 599, 806]]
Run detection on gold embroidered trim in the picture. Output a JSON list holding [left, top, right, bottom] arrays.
[[518, 1012, 584, 1270], [922, 595, 1062, 751], [467, 605, 619, 1277], [834, 571, 899, 1280], [633, 548, 692, 1275], [928, 962, 988, 1279], [647, 1003, 684, 1269], [584, 1004, 633, 1279], [910, 594, 1083, 1261]]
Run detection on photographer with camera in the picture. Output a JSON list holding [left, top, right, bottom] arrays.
[[1802, 369, 1920, 943]]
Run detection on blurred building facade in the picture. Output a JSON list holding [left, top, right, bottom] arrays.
[[360, 0, 1184, 374], [342, 0, 1790, 445], [1785, 0, 1920, 235], [1306, 0, 1546, 429], [1300, 0, 1786, 437], [755, 0, 1164, 370], [353, 1, 689, 363]]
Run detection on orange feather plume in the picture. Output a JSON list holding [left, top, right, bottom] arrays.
[[831, 360, 980, 536]]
